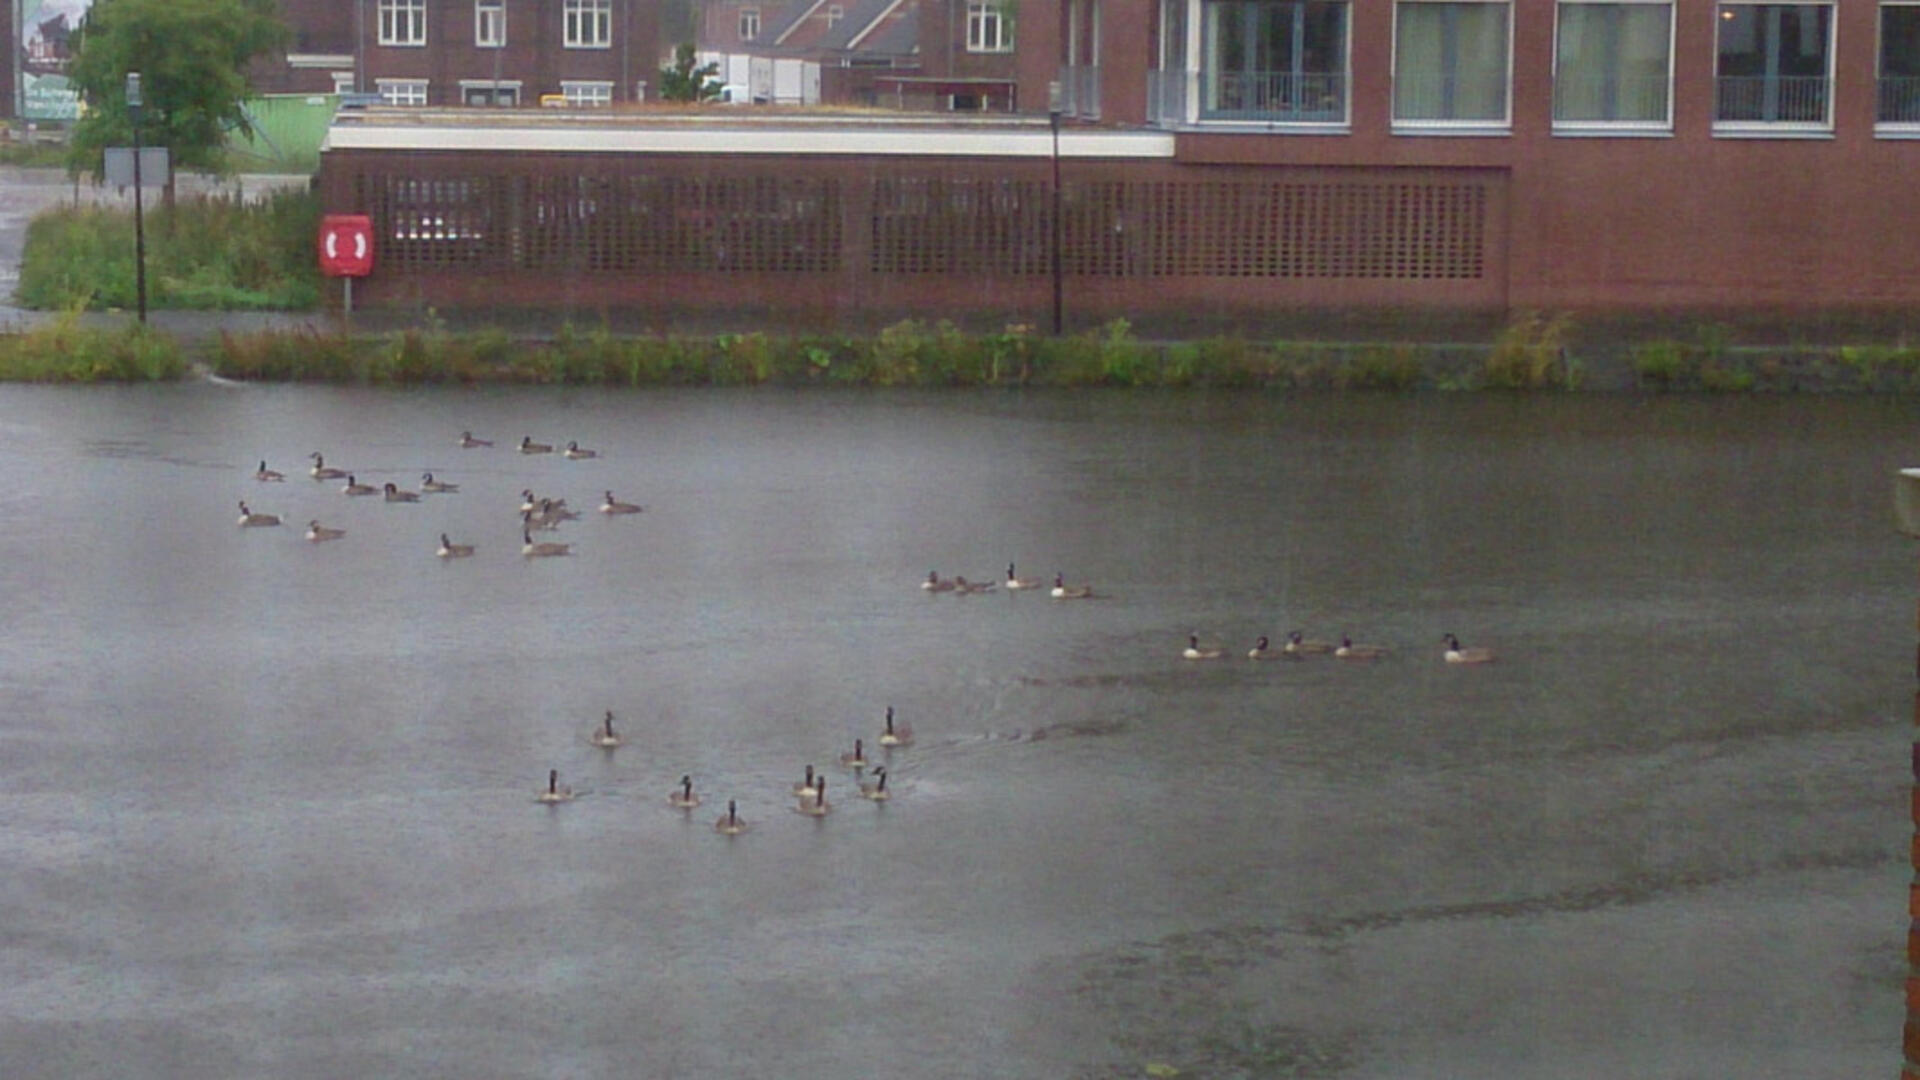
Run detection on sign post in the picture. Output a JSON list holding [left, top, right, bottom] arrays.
[[317, 215, 375, 328]]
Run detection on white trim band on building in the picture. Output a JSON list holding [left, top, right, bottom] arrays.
[[322, 123, 1176, 159]]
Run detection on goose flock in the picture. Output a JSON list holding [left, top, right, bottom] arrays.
[[243, 432, 648, 561], [246, 431, 1497, 831]]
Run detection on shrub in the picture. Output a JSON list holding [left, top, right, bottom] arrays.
[[1482, 310, 1575, 389]]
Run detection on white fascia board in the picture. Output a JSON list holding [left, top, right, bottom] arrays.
[[323, 125, 1176, 158]]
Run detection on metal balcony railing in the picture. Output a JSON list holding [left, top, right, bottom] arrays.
[[1058, 65, 1101, 120], [1714, 74, 1828, 123], [1879, 75, 1920, 124], [1200, 70, 1345, 122]]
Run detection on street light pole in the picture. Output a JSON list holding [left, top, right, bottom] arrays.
[[126, 72, 147, 325], [1048, 81, 1063, 337]]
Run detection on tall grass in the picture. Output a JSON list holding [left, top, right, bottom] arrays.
[[0, 311, 185, 381], [16, 189, 323, 311]]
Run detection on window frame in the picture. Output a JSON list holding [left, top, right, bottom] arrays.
[[1195, 0, 1351, 127], [561, 80, 615, 107], [564, 0, 613, 49], [375, 78, 430, 106], [378, 0, 427, 47], [1550, 0, 1674, 135], [1390, 0, 1514, 134], [1711, 1, 1835, 136], [966, 2, 1015, 53], [740, 7, 761, 39], [1877, 1, 1920, 133], [476, 0, 506, 48]]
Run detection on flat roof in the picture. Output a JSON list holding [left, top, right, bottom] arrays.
[[322, 108, 1174, 159]]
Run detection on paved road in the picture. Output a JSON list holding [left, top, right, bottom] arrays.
[[0, 166, 329, 338]]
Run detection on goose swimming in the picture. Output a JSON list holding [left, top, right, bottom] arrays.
[[877, 705, 913, 747], [536, 769, 575, 804], [458, 431, 493, 448], [383, 482, 421, 503], [1183, 633, 1224, 661], [1442, 633, 1497, 665], [420, 472, 459, 493], [564, 441, 598, 460], [522, 531, 572, 557], [519, 436, 553, 454], [793, 765, 821, 797], [436, 533, 475, 558], [588, 710, 622, 748], [668, 775, 701, 809], [1004, 563, 1044, 590], [1051, 573, 1093, 599], [236, 501, 281, 527], [254, 460, 285, 482], [1336, 636, 1390, 661], [839, 739, 869, 769], [304, 519, 345, 542], [340, 474, 376, 496], [599, 491, 642, 515], [859, 768, 891, 801], [797, 775, 830, 816], [715, 800, 748, 835], [308, 453, 347, 480], [1284, 631, 1335, 656]]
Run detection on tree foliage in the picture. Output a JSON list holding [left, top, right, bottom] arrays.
[[657, 43, 724, 103], [65, 0, 290, 181]]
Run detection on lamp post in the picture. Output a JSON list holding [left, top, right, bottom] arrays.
[[1048, 80, 1063, 337], [126, 72, 147, 325], [1896, 467, 1920, 1078]]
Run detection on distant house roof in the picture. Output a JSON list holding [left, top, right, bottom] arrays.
[[854, 7, 918, 55], [819, 0, 905, 51], [759, 0, 821, 46]]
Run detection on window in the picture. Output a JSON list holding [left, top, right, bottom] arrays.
[[379, 0, 426, 45], [376, 79, 429, 106], [565, 0, 612, 47], [740, 7, 761, 39], [562, 80, 614, 106], [460, 80, 520, 105], [476, 0, 505, 46], [967, 2, 1014, 52], [1200, 1, 1347, 121], [331, 72, 355, 95], [1393, 1, 1511, 127], [826, 4, 844, 27], [1880, 4, 1920, 124], [1714, 3, 1831, 126], [1553, 2, 1670, 127]]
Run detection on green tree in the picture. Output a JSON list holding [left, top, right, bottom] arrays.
[[657, 43, 724, 103], [65, 0, 290, 194]]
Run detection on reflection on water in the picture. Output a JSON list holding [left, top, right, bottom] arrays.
[[0, 387, 1907, 1078]]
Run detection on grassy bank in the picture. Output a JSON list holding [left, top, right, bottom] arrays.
[[5, 315, 1920, 390], [15, 189, 323, 312]]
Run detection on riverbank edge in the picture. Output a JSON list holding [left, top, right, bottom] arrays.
[[4, 315, 1919, 392]]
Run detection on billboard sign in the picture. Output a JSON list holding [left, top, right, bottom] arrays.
[[20, 0, 94, 122]]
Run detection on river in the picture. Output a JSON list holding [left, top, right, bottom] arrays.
[[0, 386, 1906, 1078]]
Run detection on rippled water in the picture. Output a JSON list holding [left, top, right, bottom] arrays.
[[0, 386, 1907, 1079]]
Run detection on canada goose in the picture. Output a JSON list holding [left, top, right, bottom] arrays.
[[542, 499, 581, 523], [588, 710, 622, 748], [436, 533, 475, 558], [1183, 633, 1224, 661], [308, 452, 347, 480], [859, 767, 891, 801], [254, 460, 285, 482], [1051, 573, 1093, 599], [236, 501, 281, 527], [921, 571, 955, 593], [304, 519, 345, 542], [459, 430, 493, 448], [564, 441, 598, 460], [521, 508, 562, 533], [877, 705, 913, 747], [1284, 631, 1335, 656], [1004, 563, 1044, 590], [383, 482, 421, 503], [668, 775, 701, 809], [519, 436, 553, 454], [1336, 636, 1390, 661], [797, 775, 830, 816], [952, 575, 996, 595], [1442, 633, 1497, 665], [839, 739, 869, 769], [522, 531, 572, 557], [793, 765, 821, 797], [420, 472, 459, 493], [340, 474, 376, 496], [599, 491, 642, 515], [520, 490, 541, 513], [715, 800, 748, 835], [536, 769, 575, 804], [1248, 635, 1278, 660]]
